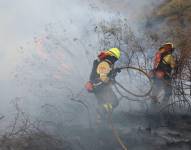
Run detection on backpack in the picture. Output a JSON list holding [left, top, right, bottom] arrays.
[[153, 49, 172, 79], [154, 48, 170, 70]]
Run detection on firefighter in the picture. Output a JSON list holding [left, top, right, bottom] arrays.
[[85, 48, 121, 124], [151, 43, 176, 105]]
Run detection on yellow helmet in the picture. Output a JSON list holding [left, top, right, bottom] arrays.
[[107, 48, 121, 59]]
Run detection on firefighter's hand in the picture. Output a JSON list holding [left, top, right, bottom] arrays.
[[85, 81, 94, 93], [111, 68, 121, 78], [171, 73, 177, 79], [171, 70, 177, 79], [115, 68, 121, 73]]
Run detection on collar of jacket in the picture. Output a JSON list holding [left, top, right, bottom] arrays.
[[97, 58, 112, 65], [104, 59, 112, 65]]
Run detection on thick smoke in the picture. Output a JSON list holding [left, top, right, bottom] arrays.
[[0, 0, 166, 131]]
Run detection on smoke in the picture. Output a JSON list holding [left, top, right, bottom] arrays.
[[0, 0, 164, 76], [0, 0, 166, 129]]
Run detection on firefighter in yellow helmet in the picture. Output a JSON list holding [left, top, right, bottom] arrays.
[[151, 43, 176, 105], [85, 48, 121, 125]]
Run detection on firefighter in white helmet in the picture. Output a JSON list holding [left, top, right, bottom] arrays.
[[151, 43, 176, 105]]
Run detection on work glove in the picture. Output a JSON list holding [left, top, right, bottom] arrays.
[[115, 68, 121, 73], [171, 72, 177, 79], [85, 81, 94, 93], [111, 68, 121, 79], [171, 69, 177, 79]]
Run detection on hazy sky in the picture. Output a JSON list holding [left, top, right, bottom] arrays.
[[0, 0, 164, 79], [0, 0, 166, 120], [0, 0, 48, 79], [0, 0, 84, 79]]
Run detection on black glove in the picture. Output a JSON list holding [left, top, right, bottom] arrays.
[[115, 68, 121, 73], [111, 68, 121, 79]]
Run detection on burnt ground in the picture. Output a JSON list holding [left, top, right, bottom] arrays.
[[63, 111, 191, 150], [1, 110, 191, 150]]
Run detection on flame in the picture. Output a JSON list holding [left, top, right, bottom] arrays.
[[35, 37, 48, 59], [34, 36, 73, 80], [53, 51, 72, 80]]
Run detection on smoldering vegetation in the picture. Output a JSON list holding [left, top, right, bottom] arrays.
[[0, 0, 191, 150]]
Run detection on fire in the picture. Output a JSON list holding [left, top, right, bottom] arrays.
[[34, 37, 48, 59]]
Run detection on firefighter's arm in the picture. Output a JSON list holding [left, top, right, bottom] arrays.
[[85, 60, 98, 92], [109, 68, 121, 79], [89, 60, 99, 82], [170, 56, 177, 78], [154, 52, 161, 69], [170, 56, 176, 69]]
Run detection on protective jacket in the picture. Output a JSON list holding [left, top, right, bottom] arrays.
[[90, 55, 117, 87], [89, 54, 119, 111], [154, 51, 176, 79]]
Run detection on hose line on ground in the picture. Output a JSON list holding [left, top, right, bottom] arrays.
[[108, 111, 128, 150], [107, 66, 153, 150]]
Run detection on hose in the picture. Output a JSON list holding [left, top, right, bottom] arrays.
[[108, 110, 128, 150], [113, 83, 148, 102], [114, 66, 153, 98]]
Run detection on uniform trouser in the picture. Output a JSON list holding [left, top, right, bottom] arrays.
[[93, 83, 119, 121], [151, 76, 172, 105], [149, 77, 172, 127]]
